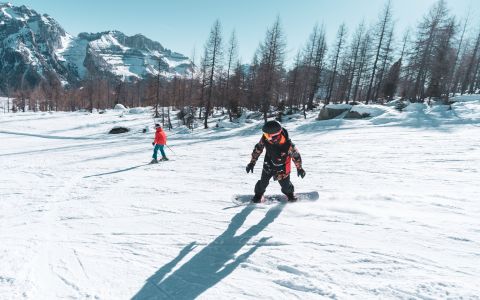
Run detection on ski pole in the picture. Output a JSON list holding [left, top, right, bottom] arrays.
[[166, 144, 176, 155]]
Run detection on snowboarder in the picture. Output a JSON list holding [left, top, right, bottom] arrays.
[[151, 124, 168, 163], [246, 120, 306, 203]]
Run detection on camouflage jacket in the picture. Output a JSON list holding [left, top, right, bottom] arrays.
[[249, 128, 302, 180]]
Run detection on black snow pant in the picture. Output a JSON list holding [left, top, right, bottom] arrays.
[[254, 167, 294, 196]]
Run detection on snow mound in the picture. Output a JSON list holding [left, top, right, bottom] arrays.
[[216, 119, 240, 128], [175, 127, 194, 134], [404, 102, 427, 112], [452, 99, 480, 123], [245, 111, 263, 120], [318, 103, 391, 120], [351, 104, 391, 117], [128, 107, 148, 114], [451, 94, 480, 102], [114, 104, 127, 111]]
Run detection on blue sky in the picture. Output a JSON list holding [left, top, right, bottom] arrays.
[[9, 0, 478, 66]]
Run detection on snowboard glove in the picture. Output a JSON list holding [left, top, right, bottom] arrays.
[[297, 168, 306, 178], [246, 162, 255, 173], [152, 142, 155, 146]]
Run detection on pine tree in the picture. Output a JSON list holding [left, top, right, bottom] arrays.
[[448, 13, 469, 98], [308, 25, 328, 109], [346, 21, 366, 102], [374, 27, 394, 101], [202, 20, 223, 128], [408, 0, 451, 101], [462, 30, 480, 94], [256, 16, 286, 122], [366, 0, 393, 103], [352, 31, 372, 102], [326, 23, 347, 104], [225, 30, 239, 121]]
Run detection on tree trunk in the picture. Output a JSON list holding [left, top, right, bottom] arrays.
[[366, 0, 391, 103]]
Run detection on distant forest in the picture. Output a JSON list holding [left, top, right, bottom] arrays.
[[6, 0, 480, 128]]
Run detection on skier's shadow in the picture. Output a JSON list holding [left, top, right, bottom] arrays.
[[132, 204, 285, 299], [83, 164, 149, 178]]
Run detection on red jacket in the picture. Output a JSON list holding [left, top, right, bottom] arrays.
[[154, 128, 167, 145]]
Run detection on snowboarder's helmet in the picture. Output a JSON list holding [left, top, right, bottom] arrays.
[[262, 120, 282, 142], [262, 120, 282, 134]]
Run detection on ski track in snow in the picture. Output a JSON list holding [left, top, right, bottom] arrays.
[[1, 99, 480, 299]]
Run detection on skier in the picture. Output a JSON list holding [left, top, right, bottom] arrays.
[[151, 124, 168, 163], [246, 120, 306, 203]]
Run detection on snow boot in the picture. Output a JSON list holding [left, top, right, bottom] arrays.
[[285, 192, 297, 202], [150, 159, 158, 164], [161, 156, 169, 161], [251, 193, 263, 203]]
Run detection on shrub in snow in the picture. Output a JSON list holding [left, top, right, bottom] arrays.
[[394, 102, 407, 111], [385, 99, 409, 111], [108, 126, 130, 134], [177, 107, 196, 129], [114, 104, 127, 111]]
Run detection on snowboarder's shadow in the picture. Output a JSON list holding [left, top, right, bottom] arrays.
[[132, 204, 285, 299]]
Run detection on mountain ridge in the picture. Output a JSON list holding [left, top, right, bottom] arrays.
[[0, 2, 193, 91]]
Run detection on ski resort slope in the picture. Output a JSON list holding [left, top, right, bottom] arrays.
[[0, 98, 479, 299]]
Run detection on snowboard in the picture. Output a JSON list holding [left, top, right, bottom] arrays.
[[232, 191, 319, 205]]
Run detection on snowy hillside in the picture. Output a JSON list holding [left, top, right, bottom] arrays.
[[58, 31, 193, 81], [0, 97, 479, 299]]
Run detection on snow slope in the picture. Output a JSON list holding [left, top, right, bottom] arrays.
[[0, 98, 479, 299]]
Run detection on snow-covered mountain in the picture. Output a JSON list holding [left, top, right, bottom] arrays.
[[0, 3, 69, 88], [0, 3, 193, 90], [59, 30, 193, 81]]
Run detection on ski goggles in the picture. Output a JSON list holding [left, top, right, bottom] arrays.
[[263, 130, 282, 141]]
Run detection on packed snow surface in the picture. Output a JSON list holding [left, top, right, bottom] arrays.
[[0, 97, 479, 299]]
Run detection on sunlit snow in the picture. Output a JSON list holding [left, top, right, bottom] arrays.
[[0, 96, 479, 299]]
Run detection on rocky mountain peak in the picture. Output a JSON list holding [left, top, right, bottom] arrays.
[[0, 3, 193, 92]]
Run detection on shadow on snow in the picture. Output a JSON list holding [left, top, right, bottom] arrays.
[[83, 164, 150, 178], [132, 203, 285, 299]]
